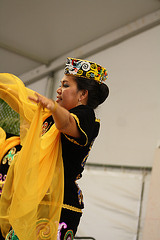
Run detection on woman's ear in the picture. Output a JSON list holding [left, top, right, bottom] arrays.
[[80, 90, 88, 102], [79, 89, 88, 105]]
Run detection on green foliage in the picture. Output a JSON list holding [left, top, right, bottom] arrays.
[[0, 98, 20, 135]]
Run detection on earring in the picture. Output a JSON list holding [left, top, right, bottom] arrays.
[[77, 99, 82, 105]]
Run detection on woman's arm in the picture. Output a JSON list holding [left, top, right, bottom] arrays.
[[28, 93, 80, 138]]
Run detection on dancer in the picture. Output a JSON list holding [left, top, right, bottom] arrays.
[[0, 57, 109, 240]]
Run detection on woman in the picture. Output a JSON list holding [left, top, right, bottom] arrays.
[[0, 57, 109, 240]]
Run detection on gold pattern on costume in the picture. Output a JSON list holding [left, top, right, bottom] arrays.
[[64, 113, 88, 147], [95, 118, 100, 123], [5, 229, 14, 240], [77, 69, 83, 76], [76, 182, 84, 206], [64, 230, 74, 240], [36, 218, 55, 239], [81, 139, 94, 168], [62, 204, 82, 213], [65, 57, 108, 83], [86, 70, 96, 79], [42, 121, 53, 136], [0, 174, 6, 195], [2, 147, 17, 165]]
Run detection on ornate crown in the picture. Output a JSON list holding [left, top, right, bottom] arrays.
[[64, 57, 108, 83]]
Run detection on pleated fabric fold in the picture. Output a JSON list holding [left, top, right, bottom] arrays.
[[0, 73, 64, 240]]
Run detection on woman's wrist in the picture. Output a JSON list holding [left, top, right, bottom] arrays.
[[51, 100, 58, 113]]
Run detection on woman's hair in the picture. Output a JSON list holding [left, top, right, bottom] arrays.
[[73, 76, 109, 109]]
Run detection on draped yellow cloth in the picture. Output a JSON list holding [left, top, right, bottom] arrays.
[[0, 73, 64, 240]]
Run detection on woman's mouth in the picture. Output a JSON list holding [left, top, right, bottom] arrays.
[[56, 96, 62, 102]]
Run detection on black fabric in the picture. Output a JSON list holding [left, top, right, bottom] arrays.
[[0, 133, 22, 195], [62, 105, 100, 209], [69, 105, 99, 145], [42, 105, 100, 209], [59, 208, 82, 239], [0, 229, 5, 240], [0, 145, 22, 178], [0, 133, 22, 240]]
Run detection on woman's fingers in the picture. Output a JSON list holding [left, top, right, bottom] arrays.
[[28, 93, 54, 111], [28, 95, 38, 103], [28, 93, 41, 103]]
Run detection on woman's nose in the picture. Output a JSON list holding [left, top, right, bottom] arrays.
[[56, 87, 61, 94]]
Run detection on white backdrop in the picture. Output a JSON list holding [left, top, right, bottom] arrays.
[[76, 167, 145, 240], [27, 76, 49, 96], [88, 25, 160, 168], [46, 25, 160, 168]]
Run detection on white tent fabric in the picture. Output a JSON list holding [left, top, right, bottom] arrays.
[[76, 168, 144, 240]]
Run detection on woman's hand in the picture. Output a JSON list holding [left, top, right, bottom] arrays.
[[29, 93, 80, 138], [28, 93, 55, 112]]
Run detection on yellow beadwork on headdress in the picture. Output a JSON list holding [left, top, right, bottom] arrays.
[[64, 57, 108, 83]]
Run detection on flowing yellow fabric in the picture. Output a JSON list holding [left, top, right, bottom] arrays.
[[0, 73, 64, 240]]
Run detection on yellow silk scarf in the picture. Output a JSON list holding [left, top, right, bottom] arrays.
[[0, 73, 64, 240]]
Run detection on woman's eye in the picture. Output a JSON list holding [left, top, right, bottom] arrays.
[[63, 84, 69, 88]]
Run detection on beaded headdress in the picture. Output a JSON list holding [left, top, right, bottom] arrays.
[[64, 57, 108, 83]]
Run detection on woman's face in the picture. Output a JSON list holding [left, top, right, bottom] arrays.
[[56, 75, 82, 110]]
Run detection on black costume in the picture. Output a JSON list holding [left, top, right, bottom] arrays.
[[0, 105, 100, 240], [43, 105, 100, 239]]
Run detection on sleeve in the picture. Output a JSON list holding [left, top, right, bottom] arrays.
[[64, 105, 99, 146]]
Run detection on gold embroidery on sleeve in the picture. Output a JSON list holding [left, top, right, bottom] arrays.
[[64, 113, 88, 146]]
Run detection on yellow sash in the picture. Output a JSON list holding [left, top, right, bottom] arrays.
[[0, 73, 64, 240]]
